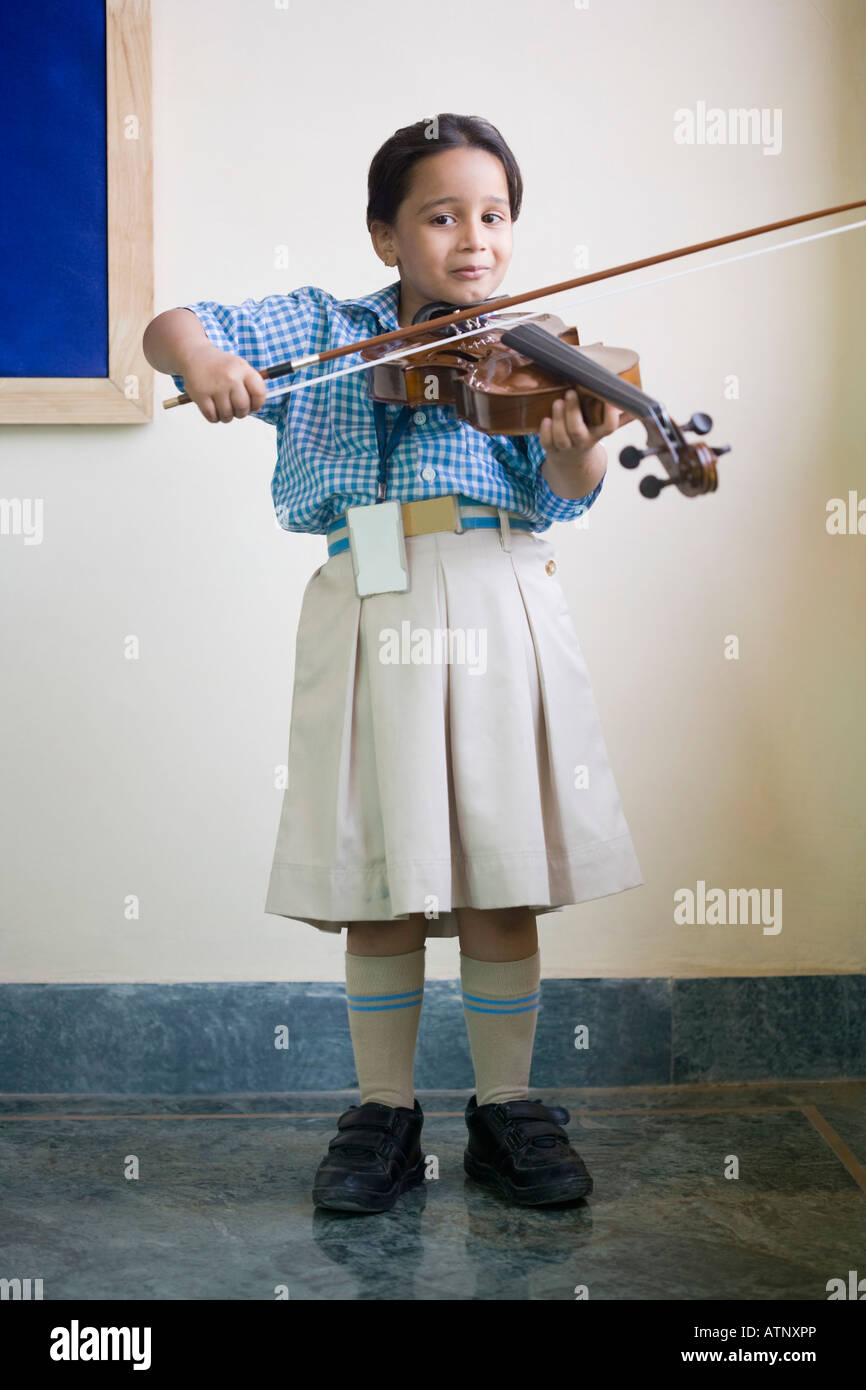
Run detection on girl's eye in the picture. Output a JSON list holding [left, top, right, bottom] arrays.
[[430, 212, 506, 226]]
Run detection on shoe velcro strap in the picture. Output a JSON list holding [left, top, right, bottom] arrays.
[[328, 1129, 392, 1157], [493, 1100, 568, 1125], [337, 1107, 397, 1134], [501, 1120, 569, 1152]]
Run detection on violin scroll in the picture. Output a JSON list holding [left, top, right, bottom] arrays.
[[619, 411, 730, 498]]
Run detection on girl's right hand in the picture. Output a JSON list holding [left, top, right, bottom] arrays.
[[180, 346, 268, 423]]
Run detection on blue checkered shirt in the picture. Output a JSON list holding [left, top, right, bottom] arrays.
[[170, 281, 604, 534]]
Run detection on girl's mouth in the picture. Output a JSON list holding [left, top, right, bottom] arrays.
[[451, 268, 489, 279]]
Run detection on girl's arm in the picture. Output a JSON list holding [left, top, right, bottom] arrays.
[[540, 438, 608, 501], [142, 308, 266, 423], [142, 306, 210, 376], [144, 291, 322, 426], [537, 390, 624, 499]]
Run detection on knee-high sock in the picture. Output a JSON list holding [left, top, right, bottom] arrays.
[[460, 950, 541, 1106], [345, 946, 425, 1110]]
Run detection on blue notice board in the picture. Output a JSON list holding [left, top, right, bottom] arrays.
[[0, 1, 108, 376]]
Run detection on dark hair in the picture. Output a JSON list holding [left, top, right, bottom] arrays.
[[366, 113, 523, 231]]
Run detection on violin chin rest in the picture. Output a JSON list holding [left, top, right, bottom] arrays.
[[412, 302, 456, 324], [411, 299, 494, 324]]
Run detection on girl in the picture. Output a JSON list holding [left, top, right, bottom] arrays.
[[143, 113, 643, 1216]]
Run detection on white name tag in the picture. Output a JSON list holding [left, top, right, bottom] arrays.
[[346, 500, 410, 597]]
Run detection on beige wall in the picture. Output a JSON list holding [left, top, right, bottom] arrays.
[[2, 0, 864, 982]]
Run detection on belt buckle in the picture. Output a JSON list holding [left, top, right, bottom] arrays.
[[402, 495, 463, 537]]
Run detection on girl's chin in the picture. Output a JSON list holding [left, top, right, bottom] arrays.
[[444, 278, 498, 299]]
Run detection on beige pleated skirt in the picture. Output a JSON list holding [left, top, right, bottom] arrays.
[[264, 519, 643, 937]]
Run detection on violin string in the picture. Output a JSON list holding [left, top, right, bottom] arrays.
[[544, 218, 866, 315], [263, 311, 547, 399], [259, 218, 865, 400]]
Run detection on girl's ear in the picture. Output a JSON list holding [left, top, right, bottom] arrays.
[[369, 220, 396, 268]]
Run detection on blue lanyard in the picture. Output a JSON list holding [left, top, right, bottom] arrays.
[[373, 400, 413, 501], [373, 397, 536, 503]]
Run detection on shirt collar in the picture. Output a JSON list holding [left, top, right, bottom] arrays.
[[339, 281, 504, 333], [339, 281, 401, 331]]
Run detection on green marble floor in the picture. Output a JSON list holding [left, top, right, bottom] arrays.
[[1, 1081, 864, 1300]]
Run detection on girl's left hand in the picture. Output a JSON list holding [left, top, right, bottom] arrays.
[[539, 390, 634, 462]]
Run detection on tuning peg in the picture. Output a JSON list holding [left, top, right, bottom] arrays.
[[680, 412, 713, 435], [619, 444, 659, 470], [638, 474, 677, 499], [711, 444, 731, 456]]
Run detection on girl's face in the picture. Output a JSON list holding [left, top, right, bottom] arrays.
[[371, 146, 514, 326]]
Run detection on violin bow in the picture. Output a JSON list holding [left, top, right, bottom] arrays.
[[162, 199, 865, 500], [163, 199, 866, 411]]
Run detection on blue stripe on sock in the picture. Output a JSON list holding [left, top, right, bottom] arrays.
[[462, 990, 540, 1006], [346, 986, 423, 1012]]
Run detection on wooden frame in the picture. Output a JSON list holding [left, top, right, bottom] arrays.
[[0, 0, 152, 424]]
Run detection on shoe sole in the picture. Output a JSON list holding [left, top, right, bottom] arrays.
[[313, 1153, 427, 1213], [464, 1150, 593, 1206]]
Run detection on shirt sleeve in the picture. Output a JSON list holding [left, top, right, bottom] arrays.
[[512, 432, 605, 527], [169, 289, 324, 426]]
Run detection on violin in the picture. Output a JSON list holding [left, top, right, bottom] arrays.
[[362, 307, 641, 432], [361, 306, 722, 500], [163, 199, 866, 501]]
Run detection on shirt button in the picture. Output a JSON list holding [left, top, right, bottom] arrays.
[[545, 559, 557, 575], [420, 465, 436, 482], [413, 411, 427, 425]]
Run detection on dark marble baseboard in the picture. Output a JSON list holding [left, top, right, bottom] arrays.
[[0, 975, 864, 1093]]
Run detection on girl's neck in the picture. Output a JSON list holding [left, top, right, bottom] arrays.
[[396, 282, 427, 329]]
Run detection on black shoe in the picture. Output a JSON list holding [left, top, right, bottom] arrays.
[[313, 1099, 426, 1213], [464, 1094, 593, 1206]]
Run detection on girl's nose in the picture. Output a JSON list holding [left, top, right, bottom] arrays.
[[461, 221, 488, 249]]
